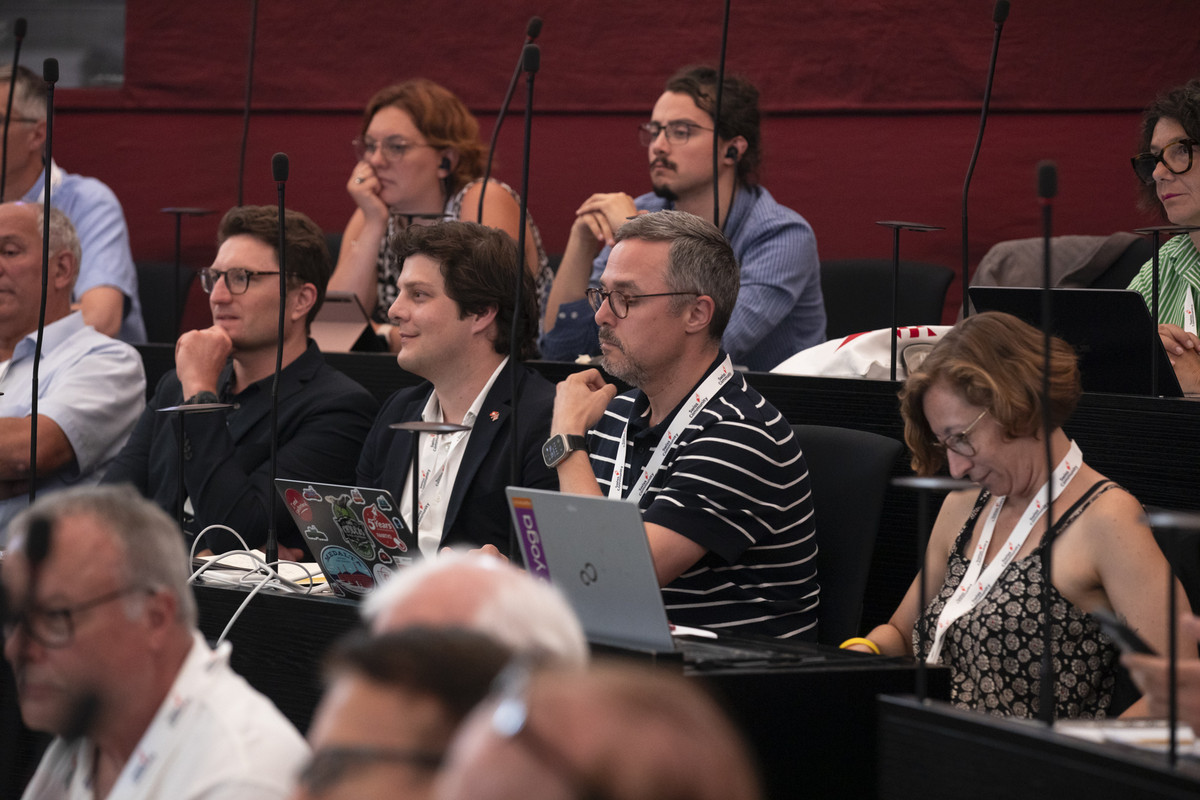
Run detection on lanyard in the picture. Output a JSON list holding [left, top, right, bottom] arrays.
[[1185, 288, 1196, 336], [608, 355, 735, 504], [926, 439, 1084, 664], [414, 420, 472, 528]]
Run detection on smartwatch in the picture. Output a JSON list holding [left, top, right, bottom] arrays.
[[542, 433, 588, 468]]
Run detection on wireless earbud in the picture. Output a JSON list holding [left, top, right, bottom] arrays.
[[725, 145, 739, 161], [440, 156, 452, 171]]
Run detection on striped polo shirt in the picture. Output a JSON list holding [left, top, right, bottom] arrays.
[[587, 354, 819, 638]]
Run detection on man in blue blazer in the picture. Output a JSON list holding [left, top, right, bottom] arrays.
[[357, 221, 556, 556]]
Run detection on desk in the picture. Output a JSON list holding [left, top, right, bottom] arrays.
[[193, 582, 947, 800], [878, 695, 1200, 800]]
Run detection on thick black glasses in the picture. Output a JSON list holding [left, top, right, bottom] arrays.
[[930, 408, 989, 458], [637, 120, 714, 147], [585, 287, 698, 319], [3, 586, 149, 648], [296, 746, 443, 793], [1131, 138, 1197, 186], [198, 267, 282, 295], [353, 136, 434, 163]]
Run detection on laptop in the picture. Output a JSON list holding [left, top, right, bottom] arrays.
[[505, 487, 829, 668], [274, 479, 418, 598], [310, 291, 372, 353], [968, 287, 1183, 397], [507, 487, 675, 651]]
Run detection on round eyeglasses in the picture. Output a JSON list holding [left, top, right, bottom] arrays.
[[637, 121, 714, 147], [585, 287, 699, 319], [1131, 138, 1197, 186], [930, 408, 989, 458], [198, 267, 282, 295]]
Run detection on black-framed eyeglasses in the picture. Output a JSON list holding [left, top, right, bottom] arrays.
[[198, 267, 282, 295], [3, 585, 150, 648], [930, 408, 989, 458], [296, 745, 443, 793], [489, 659, 607, 800], [1131, 138, 1197, 186], [585, 287, 699, 319], [353, 135, 435, 163], [637, 120, 714, 147]]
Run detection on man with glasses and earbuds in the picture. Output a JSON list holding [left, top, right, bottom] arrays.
[[539, 64, 824, 372], [105, 205, 378, 557], [545, 211, 818, 639], [4, 485, 308, 800]]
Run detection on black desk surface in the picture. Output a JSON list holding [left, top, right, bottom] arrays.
[[878, 695, 1200, 800], [193, 582, 946, 800]]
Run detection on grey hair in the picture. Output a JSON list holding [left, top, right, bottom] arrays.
[[31, 205, 83, 280], [613, 210, 740, 341], [0, 65, 46, 122], [362, 552, 589, 667], [7, 485, 197, 627]]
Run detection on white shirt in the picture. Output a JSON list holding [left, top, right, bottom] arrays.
[[21, 632, 308, 800], [400, 357, 507, 556]]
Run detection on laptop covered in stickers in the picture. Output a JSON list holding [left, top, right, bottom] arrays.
[[273, 478, 419, 598]]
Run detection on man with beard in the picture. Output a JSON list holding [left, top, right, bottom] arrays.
[[539, 65, 824, 372], [544, 211, 818, 639]]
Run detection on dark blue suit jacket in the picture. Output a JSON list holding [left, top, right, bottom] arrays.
[[357, 360, 558, 552]]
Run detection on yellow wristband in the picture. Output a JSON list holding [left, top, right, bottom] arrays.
[[839, 637, 880, 654]]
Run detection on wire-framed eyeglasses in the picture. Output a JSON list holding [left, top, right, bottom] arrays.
[[1131, 138, 1197, 186], [637, 120, 714, 147], [931, 408, 989, 457], [3, 585, 150, 648], [198, 267, 282, 295], [353, 135, 435, 163], [585, 287, 698, 319]]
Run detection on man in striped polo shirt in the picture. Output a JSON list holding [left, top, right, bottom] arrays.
[[545, 210, 818, 639]]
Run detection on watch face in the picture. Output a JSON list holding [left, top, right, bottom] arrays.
[[542, 436, 566, 467]]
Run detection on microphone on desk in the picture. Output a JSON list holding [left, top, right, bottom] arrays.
[[0, 17, 28, 202], [1036, 159, 1058, 725], [960, 0, 1010, 318], [29, 58, 57, 507], [506, 43, 540, 565], [477, 16, 542, 222], [266, 152, 289, 569]]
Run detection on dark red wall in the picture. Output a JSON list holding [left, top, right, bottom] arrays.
[[45, 0, 1200, 323]]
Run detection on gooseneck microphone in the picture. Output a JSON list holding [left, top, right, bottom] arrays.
[[711, 0, 732, 228], [507, 43, 539, 564], [0, 17, 28, 202], [477, 16, 542, 222], [236, 0, 261, 207], [1036, 159, 1057, 725], [960, 0, 1010, 318], [266, 152, 288, 568], [29, 58, 57, 506]]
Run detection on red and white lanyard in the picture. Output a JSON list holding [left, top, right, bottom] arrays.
[[607, 355, 735, 504], [926, 439, 1083, 663]]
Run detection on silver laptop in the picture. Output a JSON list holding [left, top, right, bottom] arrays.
[[506, 487, 675, 651]]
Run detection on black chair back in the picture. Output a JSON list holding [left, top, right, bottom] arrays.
[[793, 423, 904, 644], [820, 259, 953, 339]]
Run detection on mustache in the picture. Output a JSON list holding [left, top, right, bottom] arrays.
[[650, 157, 675, 170], [597, 329, 623, 351]]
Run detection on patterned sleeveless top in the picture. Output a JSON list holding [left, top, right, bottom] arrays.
[[914, 481, 1121, 719], [372, 178, 552, 328]]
